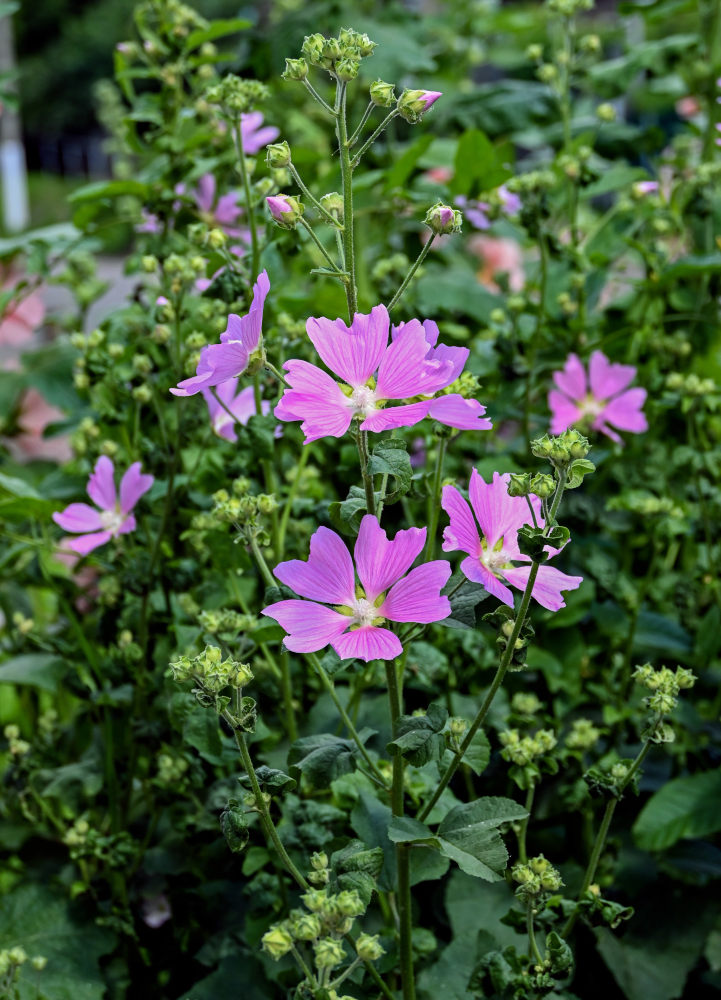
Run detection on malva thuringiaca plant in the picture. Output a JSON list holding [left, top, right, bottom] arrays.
[[1, 0, 720, 998]]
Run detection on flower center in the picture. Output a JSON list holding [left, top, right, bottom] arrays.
[[349, 384, 378, 418], [480, 536, 512, 575], [577, 393, 605, 420], [351, 597, 379, 628], [99, 507, 125, 535]]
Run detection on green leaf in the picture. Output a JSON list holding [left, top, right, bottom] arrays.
[[566, 458, 595, 489], [0, 883, 115, 1000], [220, 798, 249, 853], [367, 439, 412, 504], [384, 134, 434, 192], [441, 576, 491, 630], [330, 839, 384, 905], [633, 770, 721, 851], [244, 765, 296, 793], [436, 797, 528, 881], [0, 654, 66, 692], [463, 729, 491, 777], [289, 732, 371, 788], [185, 18, 251, 50], [68, 179, 151, 203], [451, 128, 510, 196], [387, 816, 437, 845], [328, 485, 374, 535], [387, 703, 448, 766], [183, 707, 225, 765]]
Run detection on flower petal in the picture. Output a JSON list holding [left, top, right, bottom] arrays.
[[548, 389, 582, 434], [116, 514, 137, 535], [375, 322, 435, 399], [306, 305, 389, 386], [65, 530, 113, 555], [354, 515, 426, 602], [460, 555, 514, 606], [274, 526, 356, 605], [441, 485, 482, 558], [380, 561, 451, 623], [359, 401, 430, 432], [53, 503, 103, 533], [552, 353, 586, 401], [87, 455, 116, 510], [261, 599, 350, 653], [119, 463, 154, 514], [588, 350, 636, 399], [427, 395, 492, 431], [332, 625, 402, 663], [503, 564, 583, 612], [597, 388, 647, 433], [219, 270, 269, 354], [275, 360, 352, 443]]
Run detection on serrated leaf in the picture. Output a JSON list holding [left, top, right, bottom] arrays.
[[436, 797, 528, 881], [463, 729, 491, 776], [441, 577, 491, 630]]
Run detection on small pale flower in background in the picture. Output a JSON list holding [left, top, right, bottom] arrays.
[[442, 470, 583, 611], [3, 389, 72, 464], [548, 350, 647, 443], [469, 235, 525, 292], [141, 894, 172, 929], [262, 515, 451, 661], [171, 271, 269, 397], [275, 305, 492, 442], [201, 380, 271, 442], [52, 456, 154, 555]]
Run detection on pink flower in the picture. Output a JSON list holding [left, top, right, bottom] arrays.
[[170, 271, 270, 397], [275, 306, 491, 443], [498, 184, 522, 215], [418, 90, 442, 110], [52, 456, 154, 555], [190, 173, 243, 237], [633, 180, 659, 197], [201, 380, 270, 442], [675, 96, 700, 119], [442, 470, 583, 612], [455, 196, 491, 230], [469, 235, 525, 292], [548, 350, 647, 443], [135, 210, 162, 234], [3, 389, 72, 464], [262, 515, 451, 662], [241, 111, 280, 155], [266, 195, 293, 222], [0, 279, 45, 348]]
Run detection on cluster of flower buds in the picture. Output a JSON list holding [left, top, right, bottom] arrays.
[[308, 851, 330, 886], [510, 692, 544, 718], [512, 854, 564, 901], [198, 608, 257, 635], [0, 946, 47, 982], [531, 429, 591, 467], [666, 371, 716, 398], [507, 472, 556, 501], [500, 728, 557, 767], [440, 371, 482, 401], [283, 28, 376, 83], [425, 202, 462, 235], [170, 644, 253, 693], [156, 751, 190, 786], [204, 75, 269, 116], [4, 723, 30, 757], [211, 484, 278, 535], [634, 663, 695, 741], [565, 717, 602, 752], [607, 489, 685, 522]]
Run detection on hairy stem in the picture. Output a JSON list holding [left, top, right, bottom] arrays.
[[423, 436, 447, 561], [336, 81, 357, 320]]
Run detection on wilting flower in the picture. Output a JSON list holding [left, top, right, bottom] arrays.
[[171, 271, 270, 397], [442, 470, 583, 611], [201, 380, 270, 442], [548, 350, 647, 443], [52, 456, 154, 555], [241, 111, 280, 154], [469, 235, 525, 292], [275, 305, 491, 442], [3, 389, 72, 463], [262, 515, 451, 661]]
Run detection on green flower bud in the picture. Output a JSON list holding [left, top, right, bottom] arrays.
[[132, 384, 152, 404], [526, 43, 543, 61], [336, 56, 361, 81], [301, 33, 325, 65], [425, 201, 462, 235], [266, 141, 291, 169], [301, 889, 327, 912], [8, 946, 27, 965], [507, 473, 532, 497], [356, 932, 386, 961], [334, 890, 365, 917], [449, 716, 468, 736], [596, 102, 616, 122], [320, 191, 344, 220], [291, 911, 322, 941], [537, 63, 558, 83], [261, 923, 294, 960], [322, 37, 342, 63], [314, 937, 346, 969], [397, 88, 442, 124], [283, 57, 308, 81], [141, 255, 158, 272], [310, 851, 328, 871], [31, 955, 47, 971], [207, 228, 227, 249], [370, 79, 395, 107], [530, 473, 555, 499]]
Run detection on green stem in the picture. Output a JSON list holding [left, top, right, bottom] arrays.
[[228, 717, 309, 890], [265, 359, 289, 386], [307, 652, 388, 787], [526, 901, 545, 968], [232, 117, 259, 279], [358, 429, 376, 516], [289, 163, 343, 228], [299, 217, 345, 274], [290, 944, 318, 989], [385, 661, 416, 1000], [517, 783, 536, 864], [352, 109, 399, 167], [423, 437, 447, 561], [388, 236, 436, 312], [278, 445, 311, 557], [336, 81, 357, 320], [348, 101, 375, 146], [254, 375, 281, 557], [248, 533, 276, 589], [303, 78, 336, 117]]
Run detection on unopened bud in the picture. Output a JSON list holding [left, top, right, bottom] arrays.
[[266, 141, 291, 169], [370, 79, 395, 107], [266, 194, 304, 229], [425, 201, 462, 235], [283, 57, 308, 81], [397, 88, 442, 123]]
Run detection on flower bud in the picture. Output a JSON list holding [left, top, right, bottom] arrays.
[[530, 473, 555, 499], [8, 946, 27, 965], [266, 141, 291, 169], [425, 201, 462, 235], [336, 56, 361, 81], [507, 472, 532, 498], [397, 88, 442, 123], [320, 191, 344, 220], [314, 937, 346, 969], [596, 102, 617, 122], [449, 716, 468, 737], [31, 955, 48, 971], [301, 889, 327, 912], [266, 194, 304, 229], [310, 851, 328, 871], [283, 57, 308, 81], [141, 255, 158, 272], [526, 43, 543, 61], [370, 79, 395, 107], [301, 33, 325, 65], [261, 924, 293, 960], [334, 890, 364, 916], [291, 911, 322, 941], [322, 37, 342, 63], [356, 932, 386, 961]]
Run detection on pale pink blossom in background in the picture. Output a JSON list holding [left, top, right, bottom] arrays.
[[201, 379, 272, 442], [442, 470, 583, 612], [262, 515, 451, 662], [0, 279, 45, 348], [675, 96, 700, 118], [548, 350, 647, 443], [3, 389, 72, 463], [53, 456, 154, 555], [240, 111, 280, 154], [469, 235, 525, 292]]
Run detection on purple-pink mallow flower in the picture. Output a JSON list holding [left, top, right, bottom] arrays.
[[266, 195, 293, 222], [191, 173, 243, 236], [262, 515, 451, 662], [201, 380, 270, 442], [52, 456, 153, 556], [442, 471, 583, 612], [241, 111, 280, 154], [170, 271, 270, 397], [274, 305, 492, 443], [548, 350, 647, 443]]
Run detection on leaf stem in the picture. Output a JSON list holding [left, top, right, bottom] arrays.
[[352, 109, 399, 167], [388, 235, 435, 312]]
